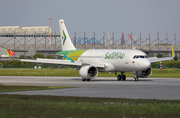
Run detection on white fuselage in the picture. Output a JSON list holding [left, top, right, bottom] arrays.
[[77, 49, 151, 72]]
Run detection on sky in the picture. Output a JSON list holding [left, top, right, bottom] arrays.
[[0, 0, 180, 42]]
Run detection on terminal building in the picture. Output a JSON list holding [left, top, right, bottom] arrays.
[[0, 26, 61, 57], [0, 25, 56, 34], [0, 26, 179, 59]]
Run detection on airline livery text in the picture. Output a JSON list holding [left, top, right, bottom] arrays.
[[104, 52, 125, 59]]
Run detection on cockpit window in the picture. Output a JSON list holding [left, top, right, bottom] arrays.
[[133, 55, 148, 59], [140, 56, 144, 58]]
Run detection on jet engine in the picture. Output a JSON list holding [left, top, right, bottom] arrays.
[[136, 67, 152, 78], [79, 65, 98, 79]]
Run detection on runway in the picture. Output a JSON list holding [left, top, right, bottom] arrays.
[[0, 76, 180, 100]]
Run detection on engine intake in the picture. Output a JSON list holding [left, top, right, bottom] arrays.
[[136, 67, 152, 78], [79, 65, 98, 79]]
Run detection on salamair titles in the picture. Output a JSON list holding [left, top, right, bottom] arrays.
[[104, 52, 125, 59]]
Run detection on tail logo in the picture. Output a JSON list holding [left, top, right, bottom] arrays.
[[62, 30, 67, 45]]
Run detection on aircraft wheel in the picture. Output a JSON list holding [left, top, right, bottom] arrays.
[[87, 79, 91, 81], [122, 75, 126, 81], [133, 77, 138, 82], [82, 78, 86, 81], [133, 77, 136, 82], [117, 75, 121, 81]]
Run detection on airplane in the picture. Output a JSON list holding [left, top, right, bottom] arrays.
[[21, 19, 175, 82], [1, 47, 15, 58], [128, 34, 140, 45]]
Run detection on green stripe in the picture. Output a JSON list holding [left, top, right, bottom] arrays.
[[57, 50, 87, 61]]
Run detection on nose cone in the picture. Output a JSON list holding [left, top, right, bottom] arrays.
[[142, 59, 151, 70]]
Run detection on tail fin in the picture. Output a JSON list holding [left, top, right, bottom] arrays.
[[5, 47, 11, 58], [59, 19, 76, 51], [128, 34, 133, 44]]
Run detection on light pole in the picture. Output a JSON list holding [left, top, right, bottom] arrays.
[[49, 18, 53, 44]]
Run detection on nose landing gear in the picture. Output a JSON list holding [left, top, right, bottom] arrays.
[[133, 71, 139, 82]]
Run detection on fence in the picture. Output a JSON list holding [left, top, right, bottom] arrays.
[[0, 32, 179, 51]]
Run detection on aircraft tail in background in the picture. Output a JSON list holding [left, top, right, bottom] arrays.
[[5, 47, 15, 58], [128, 34, 133, 44], [121, 33, 124, 45], [59, 19, 76, 51]]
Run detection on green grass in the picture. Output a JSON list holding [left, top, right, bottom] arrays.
[[150, 69, 180, 78], [0, 94, 179, 118], [0, 84, 75, 92], [0, 68, 180, 78]]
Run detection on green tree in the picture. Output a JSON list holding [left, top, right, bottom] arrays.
[[19, 55, 26, 59], [33, 54, 45, 59], [19, 55, 33, 59], [157, 53, 163, 58], [46, 55, 54, 59], [174, 55, 178, 61], [27, 56, 33, 59], [9, 60, 24, 66]]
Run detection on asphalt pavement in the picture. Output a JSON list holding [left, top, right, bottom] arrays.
[[0, 76, 180, 100]]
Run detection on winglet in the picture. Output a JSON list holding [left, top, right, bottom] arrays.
[[5, 47, 11, 58], [171, 45, 175, 57]]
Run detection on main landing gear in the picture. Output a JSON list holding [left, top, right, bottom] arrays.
[[115, 72, 126, 81], [133, 71, 139, 82], [82, 78, 91, 81]]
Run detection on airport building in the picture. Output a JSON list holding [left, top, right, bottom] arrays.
[[0, 26, 179, 59], [0, 26, 61, 57]]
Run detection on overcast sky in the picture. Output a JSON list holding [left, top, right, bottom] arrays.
[[0, 0, 180, 41]]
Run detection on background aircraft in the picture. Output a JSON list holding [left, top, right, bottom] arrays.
[[21, 19, 174, 81], [1, 47, 15, 58]]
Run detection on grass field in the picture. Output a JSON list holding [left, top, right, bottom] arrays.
[[0, 84, 74, 92], [0, 68, 180, 78], [0, 94, 179, 118], [0, 68, 180, 117]]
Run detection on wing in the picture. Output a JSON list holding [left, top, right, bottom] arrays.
[[20, 58, 105, 68], [148, 45, 175, 63], [148, 57, 174, 63]]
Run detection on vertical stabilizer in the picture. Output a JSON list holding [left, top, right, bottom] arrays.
[[59, 19, 76, 51], [5, 47, 11, 58]]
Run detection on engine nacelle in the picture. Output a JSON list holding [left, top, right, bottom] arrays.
[[136, 67, 152, 78], [79, 65, 98, 79]]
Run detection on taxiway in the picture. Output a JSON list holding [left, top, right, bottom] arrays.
[[0, 76, 180, 100]]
